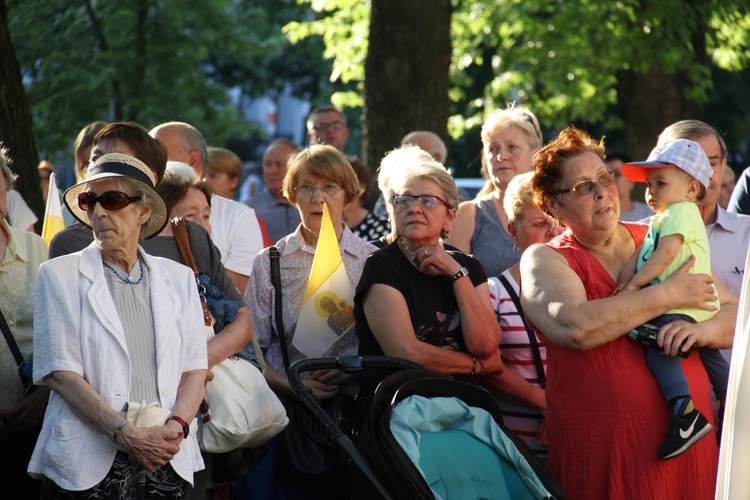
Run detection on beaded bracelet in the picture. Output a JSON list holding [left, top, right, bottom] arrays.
[[113, 419, 129, 442], [478, 358, 487, 378], [470, 354, 477, 380]]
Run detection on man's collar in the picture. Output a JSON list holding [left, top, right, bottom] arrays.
[[262, 188, 291, 207], [711, 204, 743, 232], [0, 219, 28, 264]]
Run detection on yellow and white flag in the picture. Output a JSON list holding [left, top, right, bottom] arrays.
[[293, 204, 355, 357], [41, 172, 64, 244]]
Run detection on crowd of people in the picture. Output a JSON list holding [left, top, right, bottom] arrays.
[[1, 102, 749, 500]]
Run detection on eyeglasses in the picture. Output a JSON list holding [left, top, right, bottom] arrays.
[[393, 194, 447, 209], [312, 121, 345, 132], [554, 170, 615, 197], [295, 184, 342, 198], [77, 191, 140, 211]]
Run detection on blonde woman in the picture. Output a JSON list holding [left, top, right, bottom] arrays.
[[448, 104, 543, 277]]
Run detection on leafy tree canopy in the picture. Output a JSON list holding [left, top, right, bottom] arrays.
[[8, 0, 329, 162], [284, 0, 750, 142]]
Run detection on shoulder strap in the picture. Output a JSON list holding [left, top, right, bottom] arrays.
[[269, 246, 290, 370], [172, 218, 199, 273], [0, 309, 24, 369], [171, 218, 212, 327], [497, 274, 546, 387]]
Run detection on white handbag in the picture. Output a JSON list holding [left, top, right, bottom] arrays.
[[200, 331, 289, 454], [171, 218, 287, 454]]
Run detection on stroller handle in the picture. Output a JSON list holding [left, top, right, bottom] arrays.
[[287, 355, 422, 396], [286, 356, 421, 500]]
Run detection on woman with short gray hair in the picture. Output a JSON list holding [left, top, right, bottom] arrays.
[[354, 145, 504, 380]]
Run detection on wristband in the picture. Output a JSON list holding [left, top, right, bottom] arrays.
[[113, 419, 129, 442], [169, 415, 190, 438], [450, 266, 469, 283]]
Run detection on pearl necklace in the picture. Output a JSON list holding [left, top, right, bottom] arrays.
[[103, 255, 144, 285], [398, 237, 418, 263]]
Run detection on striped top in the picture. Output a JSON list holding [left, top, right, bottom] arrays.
[[103, 256, 159, 405], [488, 270, 548, 460]]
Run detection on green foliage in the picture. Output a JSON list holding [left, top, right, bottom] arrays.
[[10, 0, 749, 164], [7, 0, 331, 162], [709, 7, 750, 71], [283, 0, 370, 108], [283, 0, 750, 141]]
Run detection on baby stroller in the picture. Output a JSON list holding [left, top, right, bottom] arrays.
[[288, 356, 565, 500]]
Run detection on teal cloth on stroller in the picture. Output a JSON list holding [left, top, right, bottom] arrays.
[[392, 395, 554, 500]]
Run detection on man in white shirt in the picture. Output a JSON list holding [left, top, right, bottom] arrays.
[[150, 122, 262, 294]]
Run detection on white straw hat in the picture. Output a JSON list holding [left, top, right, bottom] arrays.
[[63, 153, 168, 239]]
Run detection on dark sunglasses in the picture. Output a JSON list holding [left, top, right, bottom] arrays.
[[77, 191, 140, 211]]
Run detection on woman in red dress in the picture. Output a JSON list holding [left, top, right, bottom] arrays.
[[520, 127, 737, 499]]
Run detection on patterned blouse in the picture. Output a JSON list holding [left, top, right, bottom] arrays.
[[351, 211, 390, 242], [0, 220, 47, 409], [245, 224, 376, 374]]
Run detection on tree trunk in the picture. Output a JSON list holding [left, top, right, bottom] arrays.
[[623, 66, 703, 160], [0, 0, 42, 228], [363, 0, 451, 170]]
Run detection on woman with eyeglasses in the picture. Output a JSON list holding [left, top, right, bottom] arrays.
[[241, 145, 374, 498], [519, 127, 736, 499], [246, 144, 375, 402], [354, 145, 504, 380], [447, 104, 544, 277], [30, 153, 208, 497]]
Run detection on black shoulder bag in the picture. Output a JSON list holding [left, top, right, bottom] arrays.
[[0, 308, 33, 390], [270, 246, 356, 495], [497, 274, 546, 388]]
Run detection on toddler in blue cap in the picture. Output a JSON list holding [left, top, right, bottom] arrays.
[[615, 138, 727, 459]]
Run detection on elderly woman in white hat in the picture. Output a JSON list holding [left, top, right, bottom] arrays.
[[29, 153, 207, 498]]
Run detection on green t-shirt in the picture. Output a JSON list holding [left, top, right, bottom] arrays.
[[637, 201, 720, 321]]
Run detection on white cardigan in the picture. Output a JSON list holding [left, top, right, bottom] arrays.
[[28, 243, 207, 490]]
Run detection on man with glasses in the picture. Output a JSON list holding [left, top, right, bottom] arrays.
[[306, 106, 350, 154]]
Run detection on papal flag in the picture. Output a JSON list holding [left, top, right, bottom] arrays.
[[293, 203, 355, 357], [717, 245, 750, 499], [41, 172, 64, 244]]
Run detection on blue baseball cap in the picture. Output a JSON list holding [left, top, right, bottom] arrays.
[[621, 139, 712, 188]]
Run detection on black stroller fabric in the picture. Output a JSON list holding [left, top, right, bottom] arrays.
[[356, 370, 565, 500], [286, 357, 565, 500]]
